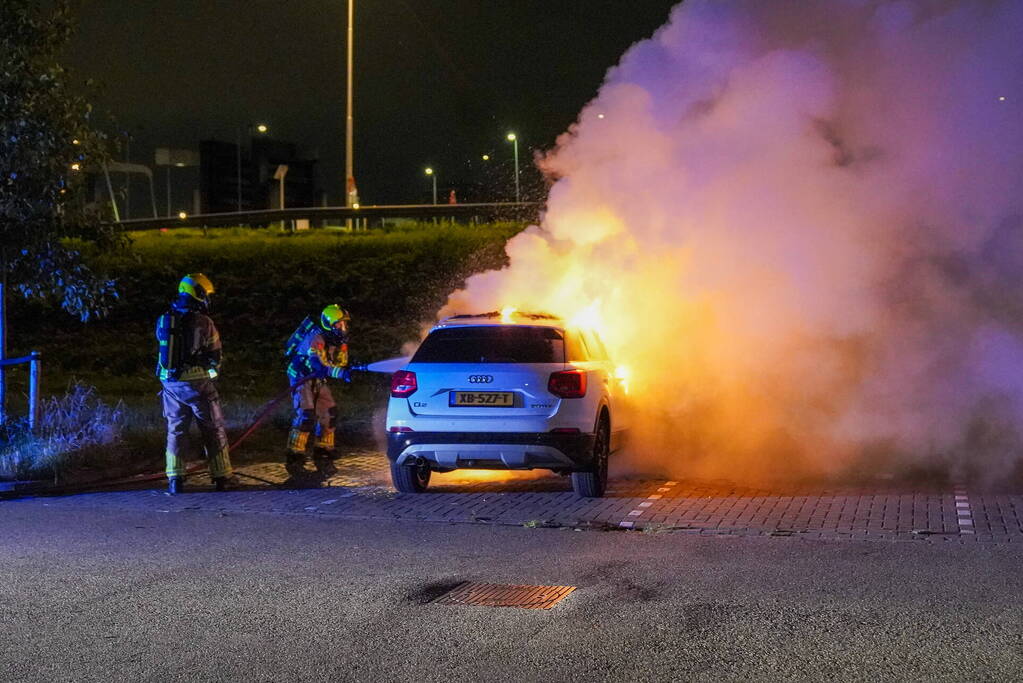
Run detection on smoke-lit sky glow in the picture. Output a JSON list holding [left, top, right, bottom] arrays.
[[441, 0, 1023, 483]]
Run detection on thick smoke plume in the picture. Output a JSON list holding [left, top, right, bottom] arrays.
[[440, 0, 1023, 484]]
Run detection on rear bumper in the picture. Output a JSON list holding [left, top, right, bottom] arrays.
[[387, 431, 596, 471]]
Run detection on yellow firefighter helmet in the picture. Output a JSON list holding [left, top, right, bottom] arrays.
[[178, 273, 214, 309], [320, 304, 351, 332]]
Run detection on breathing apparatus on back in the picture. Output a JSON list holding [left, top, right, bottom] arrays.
[[157, 273, 215, 381]]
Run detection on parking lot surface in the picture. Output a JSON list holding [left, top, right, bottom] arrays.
[[9, 451, 1022, 544]]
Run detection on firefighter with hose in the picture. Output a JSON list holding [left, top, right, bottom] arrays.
[[156, 273, 235, 494], [284, 304, 353, 479]]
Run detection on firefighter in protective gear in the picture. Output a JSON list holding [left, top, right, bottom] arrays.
[[156, 273, 234, 494], [284, 304, 351, 479]]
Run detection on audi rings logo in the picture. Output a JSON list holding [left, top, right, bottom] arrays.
[[468, 374, 494, 384]]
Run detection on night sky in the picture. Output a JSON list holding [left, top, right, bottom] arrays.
[[65, 0, 679, 213]]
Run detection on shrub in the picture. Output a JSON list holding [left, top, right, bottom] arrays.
[[10, 222, 523, 395], [0, 382, 124, 482]]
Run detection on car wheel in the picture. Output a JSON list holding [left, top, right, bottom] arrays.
[[571, 416, 609, 498], [391, 461, 431, 493]]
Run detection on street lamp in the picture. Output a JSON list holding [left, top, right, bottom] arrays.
[[237, 123, 269, 212], [424, 167, 437, 205], [506, 132, 520, 203], [345, 0, 358, 208]]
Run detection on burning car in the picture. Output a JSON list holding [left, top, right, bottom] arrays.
[[385, 311, 629, 497]]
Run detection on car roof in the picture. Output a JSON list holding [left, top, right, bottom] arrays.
[[432, 311, 565, 331]]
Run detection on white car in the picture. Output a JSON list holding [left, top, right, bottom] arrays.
[[385, 312, 628, 497]]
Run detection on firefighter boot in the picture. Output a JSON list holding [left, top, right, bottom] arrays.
[[285, 452, 308, 479], [214, 475, 241, 491], [286, 428, 312, 479], [313, 427, 338, 478], [167, 476, 184, 495], [313, 447, 338, 479]]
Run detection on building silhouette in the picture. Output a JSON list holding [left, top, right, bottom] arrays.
[[200, 136, 319, 213]]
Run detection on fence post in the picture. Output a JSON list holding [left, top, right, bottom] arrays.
[[28, 351, 41, 434]]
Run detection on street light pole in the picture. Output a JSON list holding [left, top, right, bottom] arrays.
[[507, 133, 520, 203], [345, 0, 358, 208], [425, 167, 437, 205], [236, 128, 242, 212], [124, 132, 131, 220]]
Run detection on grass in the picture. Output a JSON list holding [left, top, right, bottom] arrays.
[[0, 383, 125, 483], [1, 222, 524, 482]]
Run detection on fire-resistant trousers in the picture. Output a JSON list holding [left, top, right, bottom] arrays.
[[287, 379, 337, 454], [161, 379, 233, 479]]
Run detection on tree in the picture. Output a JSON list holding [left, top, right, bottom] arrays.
[[0, 0, 120, 423]]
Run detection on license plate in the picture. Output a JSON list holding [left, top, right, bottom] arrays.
[[449, 391, 515, 407]]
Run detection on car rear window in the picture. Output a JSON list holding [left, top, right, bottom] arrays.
[[565, 330, 588, 362], [412, 326, 565, 364], [581, 330, 610, 361]]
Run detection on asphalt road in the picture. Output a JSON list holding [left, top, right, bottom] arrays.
[[1, 502, 1021, 681]]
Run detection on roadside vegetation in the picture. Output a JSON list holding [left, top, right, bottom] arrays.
[[0, 383, 123, 483], [2, 222, 524, 481]]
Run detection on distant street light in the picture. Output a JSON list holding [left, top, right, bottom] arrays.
[[237, 123, 269, 212], [506, 132, 520, 202], [481, 154, 490, 161], [424, 167, 437, 204]]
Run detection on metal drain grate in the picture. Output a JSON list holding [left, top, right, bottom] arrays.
[[431, 582, 576, 609]]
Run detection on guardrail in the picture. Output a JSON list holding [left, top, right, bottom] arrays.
[[0, 352, 41, 432], [115, 201, 542, 231]]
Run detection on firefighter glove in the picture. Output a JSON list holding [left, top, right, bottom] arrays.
[[327, 367, 351, 382]]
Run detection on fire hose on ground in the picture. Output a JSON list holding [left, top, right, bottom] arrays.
[[0, 360, 403, 497], [90, 367, 373, 491], [228, 373, 317, 453], [102, 373, 321, 487], [207, 364, 372, 481]]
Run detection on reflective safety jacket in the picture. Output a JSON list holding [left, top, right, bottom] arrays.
[[155, 302, 223, 382], [285, 317, 348, 381]]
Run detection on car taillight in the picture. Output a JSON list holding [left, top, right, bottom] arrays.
[[388, 426, 414, 433], [391, 370, 417, 398], [548, 369, 587, 399]]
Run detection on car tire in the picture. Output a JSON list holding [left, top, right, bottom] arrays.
[[571, 416, 609, 498], [391, 461, 431, 493]]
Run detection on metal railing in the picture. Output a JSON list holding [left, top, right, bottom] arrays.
[[113, 201, 542, 231], [0, 352, 41, 432]]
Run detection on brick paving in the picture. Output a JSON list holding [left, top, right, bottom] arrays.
[[9, 450, 1023, 543]]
